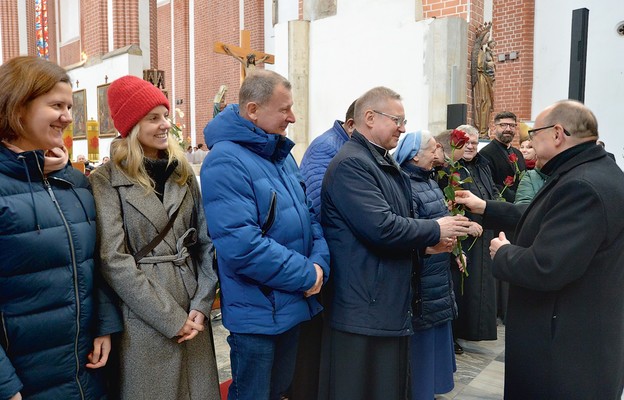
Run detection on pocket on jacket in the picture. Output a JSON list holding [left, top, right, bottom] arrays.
[[369, 262, 384, 304], [261, 191, 277, 236]]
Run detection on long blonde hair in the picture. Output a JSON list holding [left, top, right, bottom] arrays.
[[110, 125, 194, 194]]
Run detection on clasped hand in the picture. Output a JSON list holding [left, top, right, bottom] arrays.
[[176, 310, 205, 343]]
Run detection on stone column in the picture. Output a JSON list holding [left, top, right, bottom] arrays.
[[288, 20, 310, 163], [425, 17, 468, 135]]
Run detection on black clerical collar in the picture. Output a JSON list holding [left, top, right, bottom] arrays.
[[367, 140, 390, 158]]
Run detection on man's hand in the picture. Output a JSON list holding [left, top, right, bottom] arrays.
[[176, 314, 205, 343], [10, 392, 22, 400], [489, 231, 510, 259], [86, 335, 111, 369], [467, 221, 483, 237], [43, 146, 69, 175], [436, 215, 473, 238], [304, 263, 323, 298], [426, 237, 456, 254], [454, 190, 487, 215]]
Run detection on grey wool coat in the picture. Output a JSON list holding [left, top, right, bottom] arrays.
[[89, 161, 220, 400]]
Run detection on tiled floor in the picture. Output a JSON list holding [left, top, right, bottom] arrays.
[[210, 311, 507, 399]]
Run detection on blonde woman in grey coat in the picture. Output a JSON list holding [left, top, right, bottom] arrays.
[[89, 75, 220, 399]]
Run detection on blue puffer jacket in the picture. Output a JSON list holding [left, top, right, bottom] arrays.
[[300, 120, 349, 221], [0, 145, 122, 400], [201, 105, 330, 335], [402, 163, 457, 330]]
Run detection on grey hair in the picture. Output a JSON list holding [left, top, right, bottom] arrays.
[[543, 100, 599, 139], [354, 87, 402, 124], [239, 70, 291, 109], [456, 124, 479, 138], [417, 130, 435, 155]]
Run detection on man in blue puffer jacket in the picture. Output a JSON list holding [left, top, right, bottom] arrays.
[[201, 70, 330, 400], [300, 100, 356, 222]]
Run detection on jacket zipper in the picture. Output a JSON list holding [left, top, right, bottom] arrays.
[[1, 312, 9, 352], [43, 177, 86, 400]]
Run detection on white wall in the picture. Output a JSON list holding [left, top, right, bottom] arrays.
[[533, 1, 624, 166], [274, 0, 430, 142]]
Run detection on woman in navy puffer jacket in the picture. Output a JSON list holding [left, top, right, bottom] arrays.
[[0, 56, 122, 400], [395, 131, 464, 400]]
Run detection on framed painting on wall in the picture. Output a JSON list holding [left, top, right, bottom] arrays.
[[97, 84, 116, 137], [72, 89, 87, 139]]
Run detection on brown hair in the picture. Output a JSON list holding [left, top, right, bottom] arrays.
[[0, 56, 72, 142]]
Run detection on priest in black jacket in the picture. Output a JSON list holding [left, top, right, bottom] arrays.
[[479, 111, 526, 202]]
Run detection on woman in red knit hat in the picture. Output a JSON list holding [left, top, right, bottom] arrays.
[[89, 75, 220, 399]]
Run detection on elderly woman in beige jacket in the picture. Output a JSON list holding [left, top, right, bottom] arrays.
[[89, 75, 220, 399]]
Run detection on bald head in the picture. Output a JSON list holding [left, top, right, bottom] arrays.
[[541, 100, 598, 139]]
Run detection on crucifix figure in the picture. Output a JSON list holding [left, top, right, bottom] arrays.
[[214, 30, 275, 82]]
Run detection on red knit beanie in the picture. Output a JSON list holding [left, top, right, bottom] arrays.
[[107, 75, 170, 137]]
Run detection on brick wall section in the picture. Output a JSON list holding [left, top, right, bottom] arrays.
[[157, 3, 171, 91], [47, 0, 58, 62], [491, 0, 534, 123], [113, 0, 139, 48], [173, 0, 189, 133], [59, 40, 81, 67], [189, 1, 240, 146], [186, 0, 266, 145], [26, 1, 36, 56], [423, 0, 469, 19], [0, 1, 20, 60], [150, 0, 157, 67], [82, 0, 108, 58]]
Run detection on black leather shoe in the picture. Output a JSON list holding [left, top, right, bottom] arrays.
[[454, 341, 464, 355]]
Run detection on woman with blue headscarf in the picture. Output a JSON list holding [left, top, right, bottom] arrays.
[[395, 131, 461, 400]]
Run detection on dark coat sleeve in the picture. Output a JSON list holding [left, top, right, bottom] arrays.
[[0, 350, 22, 400], [492, 179, 606, 291], [325, 157, 440, 251], [94, 270, 123, 337]]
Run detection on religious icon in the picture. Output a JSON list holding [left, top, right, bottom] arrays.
[[72, 89, 87, 139], [97, 84, 116, 137]]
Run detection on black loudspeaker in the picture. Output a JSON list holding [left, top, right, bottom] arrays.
[[447, 104, 468, 129], [569, 8, 589, 102]]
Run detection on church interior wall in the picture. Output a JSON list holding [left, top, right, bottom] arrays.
[[303, 0, 439, 142], [533, 0, 624, 166]]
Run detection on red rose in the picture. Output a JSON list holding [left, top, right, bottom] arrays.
[[504, 175, 515, 186], [508, 153, 518, 163], [450, 129, 469, 149]]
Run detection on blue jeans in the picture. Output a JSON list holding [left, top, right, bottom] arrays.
[[227, 325, 300, 400]]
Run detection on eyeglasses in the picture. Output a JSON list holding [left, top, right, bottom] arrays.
[[373, 110, 407, 127], [496, 122, 517, 129], [527, 124, 571, 139]]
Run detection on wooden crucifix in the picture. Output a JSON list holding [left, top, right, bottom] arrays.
[[214, 30, 275, 83]]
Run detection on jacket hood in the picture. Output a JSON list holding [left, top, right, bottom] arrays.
[[204, 104, 295, 163]]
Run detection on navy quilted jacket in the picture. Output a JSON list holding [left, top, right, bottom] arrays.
[[402, 163, 457, 330], [0, 145, 122, 400], [300, 120, 349, 221], [201, 105, 330, 335]]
